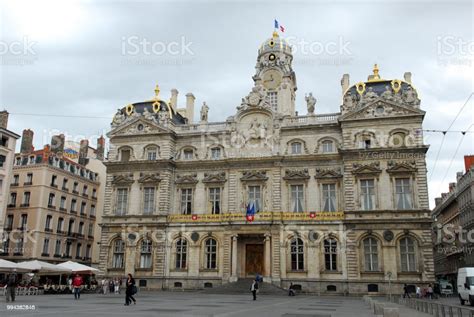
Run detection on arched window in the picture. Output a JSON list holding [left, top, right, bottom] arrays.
[[363, 237, 379, 271], [324, 239, 338, 271], [400, 237, 416, 272], [145, 146, 159, 160], [290, 238, 304, 271], [211, 147, 221, 159], [322, 140, 334, 153], [112, 239, 125, 268], [139, 239, 152, 269], [204, 238, 217, 269], [183, 149, 194, 160], [291, 142, 302, 154], [175, 238, 187, 269]]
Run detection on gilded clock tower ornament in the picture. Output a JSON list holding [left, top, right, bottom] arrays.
[[262, 69, 282, 90]]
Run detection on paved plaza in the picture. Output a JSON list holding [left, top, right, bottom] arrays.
[[0, 291, 380, 317]]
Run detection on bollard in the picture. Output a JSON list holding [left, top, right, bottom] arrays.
[[374, 302, 384, 315], [383, 307, 399, 317]]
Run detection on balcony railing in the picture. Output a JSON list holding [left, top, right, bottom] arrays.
[[48, 204, 56, 209], [56, 230, 66, 235], [59, 207, 67, 212], [7, 204, 16, 208], [44, 228, 53, 233], [11, 183, 19, 187], [20, 203, 30, 208]]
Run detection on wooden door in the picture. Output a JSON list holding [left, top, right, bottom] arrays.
[[245, 244, 264, 276]]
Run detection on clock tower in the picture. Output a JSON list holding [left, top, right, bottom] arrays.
[[253, 31, 297, 116]]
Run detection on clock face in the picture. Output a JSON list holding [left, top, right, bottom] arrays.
[[262, 69, 282, 90]]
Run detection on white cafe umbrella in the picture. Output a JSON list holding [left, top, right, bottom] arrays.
[[0, 259, 30, 272], [57, 261, 101, 274], [18, 260, 72, 273]]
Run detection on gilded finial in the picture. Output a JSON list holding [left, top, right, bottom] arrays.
[[154, 84, 160, 99], [367, 64, 381, 82], [272, 30, 279, 38]]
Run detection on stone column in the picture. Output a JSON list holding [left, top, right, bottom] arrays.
[[230, 235, 238, 282], [264, 233, 271, 281]]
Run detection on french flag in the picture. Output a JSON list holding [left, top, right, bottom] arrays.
[[274, 19, 285, 33]]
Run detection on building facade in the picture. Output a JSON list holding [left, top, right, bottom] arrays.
[[1, 131, 104, 266], [99, 32, 434, 294], [0, 111, 20, 245], [432, 156, 474, 285]]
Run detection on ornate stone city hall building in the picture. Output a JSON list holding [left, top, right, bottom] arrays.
[[99, 32, 434, 294]]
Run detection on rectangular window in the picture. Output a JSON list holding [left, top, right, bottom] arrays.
[[90, 204, 96, 217], [80, 202, 86, 215], [322, 184, 337, 212], [248, 186, 261, 212], [92, 188, 97, 198], [57, 218, 64, 232], [22, 192, 31, 205], [324, 239, 338, 271], [82, 185, 88, 196], [116, 188, 128, 215], [211, 148, 221, 159], [360, 179, 375, 210], [25, 173, 33, 184], [86, 245, 91, 258], [112, 240, 125, 268], [54, 240, 61, 256], [143, 187, 155, 215], [62, 178, 68, 190], [71, 199, 77, 212], [78, 222, 84, 235], [290, 185, 304, 212], [267, 91, 278, 111], [88, 223, 93, 237], [45, 215, 52, 230], [5, 215, 13, 230], [20, 214, 28, 230], [48, 193, 55, 208], [60, 196, 66, 209], [322, 141, 334, 153], [42, 239, 50, 255], [291, 142, 302, 154], [121, 149, 131, 162], [183, 149, 193, 160], [147, 149, 157, 160], [51, 175, 57, 187], [12, 174, 19, 185], [395, 178, 412, 210], [140, 240, 152, 269], [209, 187, 221, 214], [180, 188, 193, 215], [76, 243, 82, 258], [73, 182, 78, 193], [9, 193, 17, 206]]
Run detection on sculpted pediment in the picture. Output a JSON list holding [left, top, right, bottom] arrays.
[[315, 168, 343, 179], [240, 170, 268, 182], [138, 173, 161, 184], [283, 169, 310, 181], [202, 172, 227, 184], [108, 117, 171, 137], [387, 160, 417, 174], [111, 174, 134, 186], [340, 99, 425, 121], [175, 173, 198, 185], [352, 162, 382, 175]]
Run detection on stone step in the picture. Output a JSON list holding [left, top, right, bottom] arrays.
[[201, 278, 287, 295]]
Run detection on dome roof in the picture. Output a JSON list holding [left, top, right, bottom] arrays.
[[258, 31, 292, 56]]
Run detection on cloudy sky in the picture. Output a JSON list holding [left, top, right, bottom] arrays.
[[0, 0, 472, 208]]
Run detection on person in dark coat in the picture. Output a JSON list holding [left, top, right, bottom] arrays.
[[250, 280, 258, 301], [5, 270, 18, 302], [288, 282, 296, 296], [124, 273, 136, 306], [403, 284, 410, 298]]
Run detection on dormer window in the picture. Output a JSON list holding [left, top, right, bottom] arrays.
[[322, 140, 334, 153], [29, 156, 35, 164], [211, 147, 221, 160], [291, 142, 302, 154], [15, 157, 21, 166], [183, 149, 193, 160]]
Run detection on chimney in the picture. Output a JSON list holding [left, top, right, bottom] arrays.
[[0, 110, 9, 129], [434, 197, 442, 206], [186, 93, 195, 124], [78, 139, 89, 166], [51, 134, 65, 154], [170, 89, 179, 109], [457, 171, 464, 182], [96, 136, 105, 161], [404, 72, 412, 84], [20, 129, 34, 154], [464, 155, 474, 172], [340, 74, 350, 95]]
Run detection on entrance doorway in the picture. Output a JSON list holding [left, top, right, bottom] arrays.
[[245, 244, 264, 277]]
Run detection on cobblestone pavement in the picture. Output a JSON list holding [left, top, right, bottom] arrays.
[[0, 291, 377, 317]]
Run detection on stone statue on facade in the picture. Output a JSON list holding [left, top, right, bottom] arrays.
[[305, 92, 316, 115], [341, 91, 354, 113], [381, 85, 394, 101], [200, 102, 209, 122], [112, 109, 125, 127], [143, 107, 154, 121], [402, 86, 420, 106]]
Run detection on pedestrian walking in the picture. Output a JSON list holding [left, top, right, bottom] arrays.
[[114, 278, 120, 294], [109, 279, 114, 294], [124, 273, 136, 306], [416, 285, 421, 298], [288, 282, 296, 296], [101, 278, 108, 295], [427, 284, 433, 299], [72, 274, 83, 300], [403, 284, 410, 298], [250, 280, 258, 301], [4, 270, 18, 302]]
